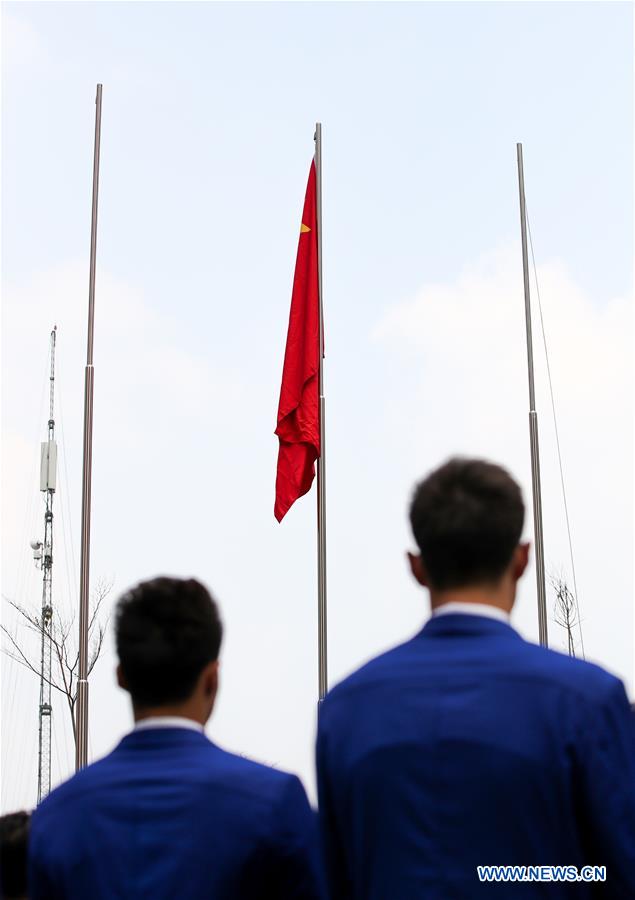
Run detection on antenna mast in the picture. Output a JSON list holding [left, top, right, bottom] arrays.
[[33, 326, 58, 802]]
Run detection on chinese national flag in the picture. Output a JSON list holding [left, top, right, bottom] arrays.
[[274, 162, 320, 522]]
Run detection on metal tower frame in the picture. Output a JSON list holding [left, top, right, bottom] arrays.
[[35, 326, 57, 803]]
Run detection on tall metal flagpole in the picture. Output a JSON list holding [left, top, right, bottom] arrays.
[[516, 143, 548, 647], [314, 123, 328, 702], [76, 84, 103, 769]]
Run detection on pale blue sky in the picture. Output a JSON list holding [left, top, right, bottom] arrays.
[[2, 1, 632, 809], [3, 3, 632, 302]]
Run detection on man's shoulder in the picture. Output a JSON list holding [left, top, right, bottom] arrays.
[[34, 733, 304, 825], [322, 626, 626, 714], [31, 753, 114, 828], [516, 640, 626, 705], [29, 738, 319, 896], [207, 745, 306, 805], [323, 636, 420, 705]]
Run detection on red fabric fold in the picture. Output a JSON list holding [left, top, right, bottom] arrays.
[[274, 162, 320, 522]]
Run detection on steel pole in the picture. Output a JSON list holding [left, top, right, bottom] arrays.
[[314, 123, 328, 703], [516, 143, 548, 647], [76, 84, 102, 769]]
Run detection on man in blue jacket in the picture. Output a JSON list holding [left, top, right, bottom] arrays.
[[316, 457, 635, 898], [29, 577, 324, 899]]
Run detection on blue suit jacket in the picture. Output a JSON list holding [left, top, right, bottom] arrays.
[[316, 614, 635, 899], [29, 727, 324, 899]]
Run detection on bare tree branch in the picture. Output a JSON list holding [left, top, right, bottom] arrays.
[[550, 572, 578, 658], [0, 627, 41, 677], [52, 632, 72, 700], [1, 638, 72, 699], [88, 621, 107, 676], [2, 579, 111, 750]]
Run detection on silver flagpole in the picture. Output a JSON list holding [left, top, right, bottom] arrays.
[[314, 123, 328, 702], [76, 84, 103, 769], [516, 143, 548, 647]]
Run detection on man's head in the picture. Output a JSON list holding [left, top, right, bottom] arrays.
[[0, 811, 30, 900], [408, 457, 529, 608], [115, 577, 223, 724]]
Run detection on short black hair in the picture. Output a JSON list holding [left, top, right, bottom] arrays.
[[0, 811, 30, 899], [409, 458, 525, 591], [115, 577, 223, 707]]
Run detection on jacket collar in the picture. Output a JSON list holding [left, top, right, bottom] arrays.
[[431, 601, 510, 624], [117, 726, 211, 751], [420, 612, 522, 640], [134, 716, 204, 734]]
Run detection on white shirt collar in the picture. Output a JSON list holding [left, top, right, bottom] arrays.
[[431, 601, 511, 624], [133, 716, 204, 734]]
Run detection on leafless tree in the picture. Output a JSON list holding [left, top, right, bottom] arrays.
[[550, 573, 578, 658], [1, 579, 111, 745]]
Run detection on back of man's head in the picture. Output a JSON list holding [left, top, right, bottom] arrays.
[[0, 811, 30, 900], [409, 457, 525, 591], [115, 577, 223, 709]]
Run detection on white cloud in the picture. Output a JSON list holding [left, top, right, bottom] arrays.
[[372, 245, 632, 683]]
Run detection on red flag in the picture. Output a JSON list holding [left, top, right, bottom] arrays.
[[274, 162, 320, 522]]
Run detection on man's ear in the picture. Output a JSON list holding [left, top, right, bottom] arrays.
[[407, 552, 429, 588], [116, 664, 128, 691], [511, 542, 530, 582], [201, 660, 219, 700]]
